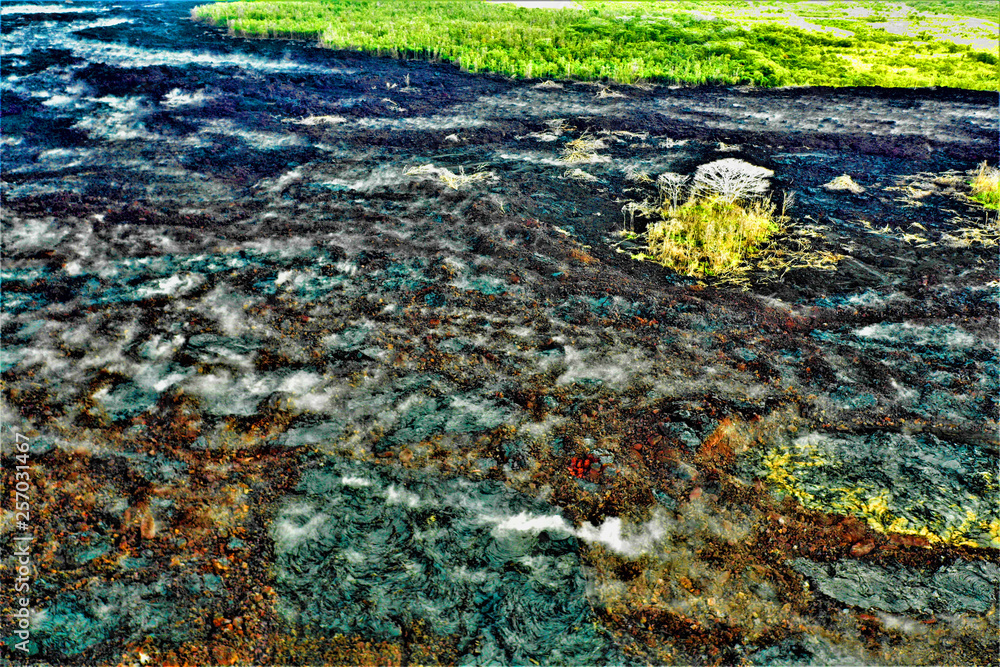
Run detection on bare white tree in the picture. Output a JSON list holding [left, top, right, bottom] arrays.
[[692, 158, 773, 203], [656, 172, 689, 210]]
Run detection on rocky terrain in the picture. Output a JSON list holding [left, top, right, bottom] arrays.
[[1, 2, 997, 665]]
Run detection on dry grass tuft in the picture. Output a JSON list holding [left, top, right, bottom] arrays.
[[823, 174, 866, 194], [595, 86, 627, 99], [404, 164, 495, 190], [941, 217, 999, 248], [857, 210, 998, 249], [624, 167, 653, 183], [561, 135, 608, 163], [970, 162, 1000, 209], [544, 118, 569, 134], [730, 225, 844, 288]]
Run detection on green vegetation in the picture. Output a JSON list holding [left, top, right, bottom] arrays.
[[619, 160, 783, 278], [192, 1, 998, 89], [617, 159, 846, 285], [643, 196, 781, 277], [970, 162, 1000, 209], [906, 0, 1000, 22]]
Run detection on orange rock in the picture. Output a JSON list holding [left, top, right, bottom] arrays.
[[849, 541, 875, 557], [212, 645, 239, 666], [696, 417, 735, 467], [888, 533, 931, 548], [140, 511, 157, 540]]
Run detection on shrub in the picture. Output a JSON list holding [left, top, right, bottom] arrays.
[[656, 172, 689, 211], [969, 50, 998, 66], [691, 158, 773, 204], [622, 160, 782, 277]]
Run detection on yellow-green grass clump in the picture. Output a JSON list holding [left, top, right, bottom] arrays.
[[644, 196, 781, 277], [970, 161, 1000, 209], [625, 159, 782, 278]]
